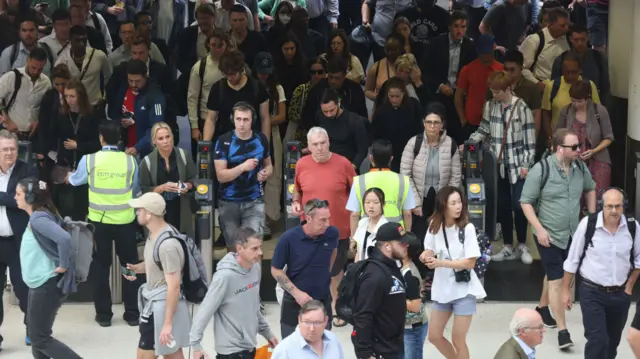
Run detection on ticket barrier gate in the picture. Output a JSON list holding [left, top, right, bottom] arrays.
[[463, 140, 498, 241], [18, 140, 33, 165], [194, 141, 214, 283], [284, 141, 302, 230]]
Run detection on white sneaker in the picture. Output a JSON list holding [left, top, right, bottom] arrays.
[[520, 245, 533, 265], [492, 246, 517, 261]]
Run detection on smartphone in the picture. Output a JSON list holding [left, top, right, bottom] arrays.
[[121, 266, 136, 277], [122, 112, 135, 122]]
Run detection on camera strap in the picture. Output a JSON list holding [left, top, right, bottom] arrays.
[[442, 226, 453, 260]]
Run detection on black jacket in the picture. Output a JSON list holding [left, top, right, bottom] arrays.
[[174, 25, 199, 76], [91, 0, 136, 48], [420, 33, 477, 94], [0, 160, 38, 241], [301, 78, 368, 131], [86, 25, 108, 54], [352, 247, 407, 358], [311, 109, 369, 166], [107, 58, 173, 98]]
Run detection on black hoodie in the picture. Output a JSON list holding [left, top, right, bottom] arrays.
[[352, 247, 407, 359]]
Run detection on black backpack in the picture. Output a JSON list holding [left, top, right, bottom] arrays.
[[579, 213, 636, 276], [335, 259, 392, 325], [90, 12, 102, 33], [413, 133, 457, 159], [1, 69, 21, 111], [9, 42, 53, 70], [454, 226, 492, 278]]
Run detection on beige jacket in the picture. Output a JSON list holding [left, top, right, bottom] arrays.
[[400, 131, 461, 207]]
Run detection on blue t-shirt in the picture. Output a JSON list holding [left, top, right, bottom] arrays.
[[271, 224, 340, 301], [214, 130, 270, 201]]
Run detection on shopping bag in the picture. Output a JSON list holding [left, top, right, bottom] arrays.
[[255, 345, 272, 359]]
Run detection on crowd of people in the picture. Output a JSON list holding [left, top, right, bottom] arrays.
[[2, 0, 640, 358]]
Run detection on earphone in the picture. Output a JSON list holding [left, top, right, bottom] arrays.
[[25, 181, 35, 205], [229, 101, 257, 126], [596, 187, 628, 212]]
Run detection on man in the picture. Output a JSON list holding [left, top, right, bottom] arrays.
[[55, 24, 112, 107], [91, 0, 138, 50], [229, 4, 267, 71], [0, 0, 45, 53], [494, 308, 545, 359], [629, 309, 640, 358], [214, 102, 273, 247], [39, 8, 72, 64], [175, 4, 216, 77], [301, 56, 368, 132], [107, 59, 164, 158], [125, 192, 191, 359], [66, 3, 108, 54], [67, 120, 141, 327], [0, 17, 53, 76], [352, 222, 408, 359], [479, 0, 529, 57], [305, 0, 339, 39], [550, 23, 610, 100], [134, 11, 170, 65], [291, 127, 355, 329], [394, 0, 450, 49], [215, 0, 254, 32], [421, 10, 477, 145], [190, 228, 279, 358], [272, 300, 345, 359], [562, 188, 640, 359], [272, 198, 340, 338], [454, 34, 503, 141], [361, 0, 412, 61], [144, 0, 187, 46], [307, 88, 368, 168], [0, 130, 37, 348], [520, 128, 596, 350], [0, 48, 51, 140], [69, 0, 113, 52], [584, 0, 608, 52], [108, 21, 165, 67], [202, 49, 270, 144], [347, 139, 415, 232], [289, 7, 325, 61], [520, 7, 570, 91]]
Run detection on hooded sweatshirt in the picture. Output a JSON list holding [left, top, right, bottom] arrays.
[[189, 252, 275, 354]]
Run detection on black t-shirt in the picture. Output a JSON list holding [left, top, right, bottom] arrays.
[[403, 269, 420, 301], [206, 78, 269, 139], [395, 6, 450, 45], [157, 151, 181, 228], [236, 31, 268, 70]]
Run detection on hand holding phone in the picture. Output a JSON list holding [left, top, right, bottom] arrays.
[[122, 265, 136, 281]]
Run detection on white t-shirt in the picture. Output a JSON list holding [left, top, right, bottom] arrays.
[[423, 223, 487, 303]]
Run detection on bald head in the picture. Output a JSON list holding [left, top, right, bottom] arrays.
[[602, 188, 624, 222], [602, 188, 624, 203]]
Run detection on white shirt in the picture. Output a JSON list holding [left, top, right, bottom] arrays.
[[353, 216, 388, 261], [564, 213, 640, 287], [0, 67, 52, 131], [55, 47, 112, 105], [188, 55, 224, 128], [50, 12, 113, 53], [39, 34, 70, 64], [272, 327, 345, 359], [423, 223, 487, 303], [0, 42, 54, 77], [214, 1, 255, 32], [196, 27, 208, 60], [520, 27, 570, 83], [513, 336, 536, 359], [0, 164, 15, 237]]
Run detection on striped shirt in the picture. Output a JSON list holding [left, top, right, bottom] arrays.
[[469, 95, 536, 184]]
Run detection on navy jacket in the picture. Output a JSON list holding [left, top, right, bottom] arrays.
[[0, 159, 38, 241]]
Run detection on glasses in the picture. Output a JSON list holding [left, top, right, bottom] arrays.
[[604, 204, 623, 210], [0, 147, 17, 154], [524, 324, 545, 332], [560, 143, 581, 151], [308, 199, 329, 210], [311, 69, 325, 75], [301, 320, 325, 327], [424, 120, 443, 127]]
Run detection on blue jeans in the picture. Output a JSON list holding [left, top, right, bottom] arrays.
[[404, 322, 428, 359]]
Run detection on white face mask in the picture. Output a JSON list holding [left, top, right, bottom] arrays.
[[279, 14, 291, 24]]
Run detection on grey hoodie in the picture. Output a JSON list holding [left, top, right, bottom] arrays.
[[189, 252, 275, 354]]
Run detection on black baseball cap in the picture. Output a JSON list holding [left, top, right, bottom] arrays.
[[254, 52, 273, 74], [376, 222, 410, 243]]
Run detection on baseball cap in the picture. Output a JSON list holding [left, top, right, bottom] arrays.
[[128, 192, 166, 216], [376, 222, 410, 243], [475, 34, 495, 55], [254, 52, 273, 74]]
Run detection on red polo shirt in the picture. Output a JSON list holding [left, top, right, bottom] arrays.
[[457, 59, 504, 126]]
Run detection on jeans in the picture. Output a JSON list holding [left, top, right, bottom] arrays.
[[219, 198, 265, 245], [0, 237, 28, 329], [90, 220, 141, 322], [27, 277, 82, 359], [496, 177, 527, 246], [404, 323, 428, 359]]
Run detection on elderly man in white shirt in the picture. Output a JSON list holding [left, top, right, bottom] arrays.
[[272, 300, 344, 359], [562, 188, 640, 359], [494, 308, 544, 359]]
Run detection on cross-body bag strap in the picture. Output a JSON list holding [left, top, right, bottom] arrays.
[[78, 49, 96, 82], [442, 226, 453, 260], [496, 99, 521, 165]]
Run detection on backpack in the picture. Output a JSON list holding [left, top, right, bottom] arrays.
[[579, 213, 636, 277], [457, 227, 492, 278], [413, 133, 457, 159], [537, 153, 587, 193], [197, 56, 207, 121], [63, 218, 96, 283], [335, 259, 393, 325], [10, 42, 53, 70], [529, 31, 546, 72], [90, 12, 102, 33], [557, 50, 605, 91], [144, 147, 187, 175], [1, 69, 21, 111], [153, 226, 209, 304]]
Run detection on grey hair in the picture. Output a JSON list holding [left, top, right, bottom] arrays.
[[306, 127, 328, 141], [509, 313, 531, 336], [232, 227, 261, 248], [0, 130, 18, 145], [303, 198, 329, 217], [299, 299, 327, 316]]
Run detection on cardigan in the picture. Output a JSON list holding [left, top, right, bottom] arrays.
[[556, 100, 613, 165]]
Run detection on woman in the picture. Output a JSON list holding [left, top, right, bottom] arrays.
[[262, 1, 294, 46], [51, 79, 102, 221], [375, 53, 429, 110], [371, 77, 424, 172], [274, 32, 309, 110], [17, 178, 82, 359], [364, 33, 404, 102], [254, 52, 286, 235], [352, 187, 388, 262], [419, 186, 486, 359], [401, 103, 462, 242], [403, 234, 429, 359], [556, 80, 613, 196], [322, 29, 365, 84], [139, 122, 197, 238], [393, 17, 421, 61], [287, 57, 327, 147]]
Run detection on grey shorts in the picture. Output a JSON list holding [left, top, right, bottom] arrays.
[[219, 198, 265, 245], [432, 294, 477, 316]]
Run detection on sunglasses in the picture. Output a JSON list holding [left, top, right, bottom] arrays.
[[560, 143, 581, 151], [307, 199, 329, 211], [311, 69, 325, 75]]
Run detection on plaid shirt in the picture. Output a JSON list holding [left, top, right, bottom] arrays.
[[470, 95, 536, 184]]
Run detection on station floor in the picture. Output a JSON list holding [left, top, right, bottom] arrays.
[[1, 299, 636, 359]]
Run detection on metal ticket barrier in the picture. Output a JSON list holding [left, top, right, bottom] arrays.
[[284, 141, 302, 230], [463, 140, 498, 240], [195, 141, 214, 282], [18, 140, 33, 165]]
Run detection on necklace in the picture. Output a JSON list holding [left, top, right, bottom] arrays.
[[71, 51, 86, 61]]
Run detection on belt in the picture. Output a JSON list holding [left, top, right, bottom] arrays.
[[405, 321, 426, 329], [581, 277, 625, 293]]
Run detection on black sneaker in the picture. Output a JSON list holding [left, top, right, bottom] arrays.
[[95, 315, 112, 327], [558, 329, 574, 350], [536, 306, 557, 328]]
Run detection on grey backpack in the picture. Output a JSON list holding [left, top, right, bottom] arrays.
[[63, 217, 96, 283]]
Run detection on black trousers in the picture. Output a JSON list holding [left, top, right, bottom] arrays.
[[580, 282, 631, 359], [309, 15, 330, 41], [27, 277, 82, 359], [53, 183, 88, 221], [89, 220, 141, 321], [0, 237, 28, 329], [216, 349, 256, 359]]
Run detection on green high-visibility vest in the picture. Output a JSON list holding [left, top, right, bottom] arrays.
[[353, 170, 410, 225], [87, 151, 136, 224]]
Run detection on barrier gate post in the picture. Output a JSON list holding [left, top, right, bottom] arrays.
[[18, 140, 33, 165], [195, 141, 214, 283], [284, 141, 302, 230], [464, 140, 487, 232]]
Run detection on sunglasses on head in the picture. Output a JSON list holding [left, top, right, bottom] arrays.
[[561, 143, 581, 151], [308, 199, 329, 210]]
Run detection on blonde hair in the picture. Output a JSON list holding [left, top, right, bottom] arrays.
[[394, 53, 417, 72], [487, 71, 511, 91], [150, 122, 174, 145]]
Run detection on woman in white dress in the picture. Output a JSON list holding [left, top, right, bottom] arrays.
[[352, 187, 388, 262]]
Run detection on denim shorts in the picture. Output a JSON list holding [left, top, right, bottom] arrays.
[[432, 295, 477, 316]]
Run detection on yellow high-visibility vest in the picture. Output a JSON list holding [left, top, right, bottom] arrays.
[[87, 151, 136, 224]]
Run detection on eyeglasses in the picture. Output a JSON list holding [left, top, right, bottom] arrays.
[[560, 143, 581, 151], [0, 147, 17, 153], [307, 199, 329, 211], [524, 324, 545, 332], [301, 320, 325, 327], [311, 69, 325, 75], [604, 204, 623, 210], [424, 120, 442, 127]]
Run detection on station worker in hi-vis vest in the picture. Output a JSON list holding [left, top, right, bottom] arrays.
[[346, 139, 416, 238], [66, 120, 142, 327]]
